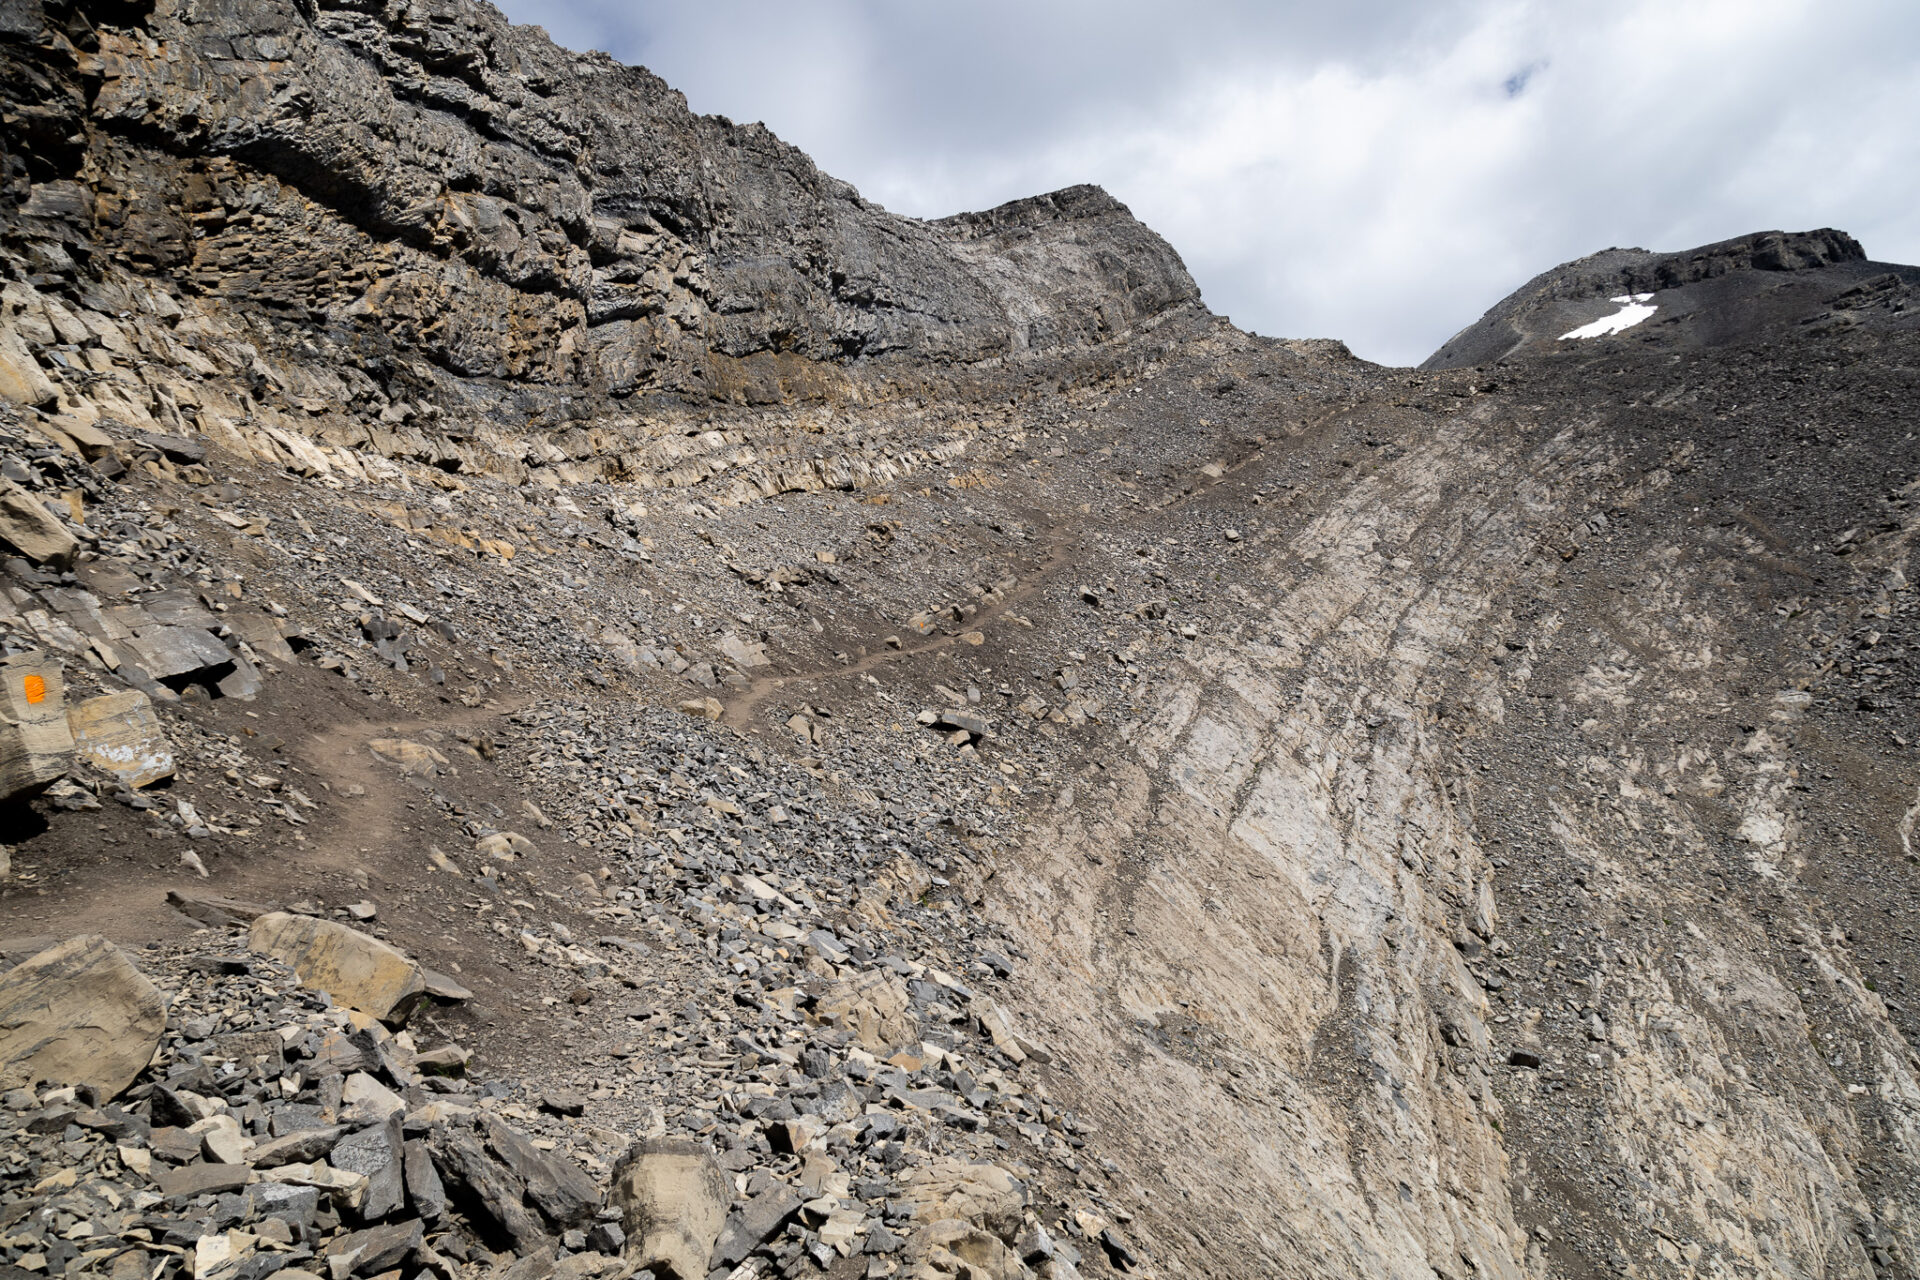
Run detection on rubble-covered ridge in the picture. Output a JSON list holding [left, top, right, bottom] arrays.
[[5, 0, 1920, 1276]]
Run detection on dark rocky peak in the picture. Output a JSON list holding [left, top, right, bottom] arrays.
[[0, 0, 1204, 404], [1424, 227, 1916, 370]]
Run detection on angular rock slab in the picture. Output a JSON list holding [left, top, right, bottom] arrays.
[[0, 480, 76, 568], [247, 913, 426, 1025], [610, 1138, 731, 1280], [68, 689, 174, 788], [0, 934, 166, 1098]]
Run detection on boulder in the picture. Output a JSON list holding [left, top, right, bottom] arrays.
[[123, 625, 235, 684], [816, 970, 913, 1052], [609, 1138, 731, 1280], [717, 632, 770, 669], [68, 689, 174, 788], [247, 913, 426, 1025], [482, 1114, 599, 1228], [331, 1114, 406, 1220], [0, 323, 58, 407], [428, 1125, 548, 1252], [0, 481, 76, 568], [321, 1218, 423, 1276], [903, 1159, 1027, 1244], [0, 935, 167, 1098], [905, 1219, 1032, 1280], [712, 1185, 803, 1268]]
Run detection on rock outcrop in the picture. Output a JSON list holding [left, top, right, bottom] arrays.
[[1, 0, 1198, 409]]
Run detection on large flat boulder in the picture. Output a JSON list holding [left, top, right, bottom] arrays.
[[247, 913, 426, 1025], [0, 934, 167, 1098]]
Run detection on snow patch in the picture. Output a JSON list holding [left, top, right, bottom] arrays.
[[1561, 293, 1657, 340]]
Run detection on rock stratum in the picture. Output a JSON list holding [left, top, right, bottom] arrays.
[[0, 3, 1918, 1280]]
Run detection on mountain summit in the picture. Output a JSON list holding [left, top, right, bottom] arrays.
[[1424, 227, 1917, 368]]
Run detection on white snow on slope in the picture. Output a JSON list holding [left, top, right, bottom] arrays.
[[1561, 292, 1657, 340]]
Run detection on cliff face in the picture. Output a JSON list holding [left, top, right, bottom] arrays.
[[3, 3, 1920, 1280], [2, 0, 1199, 398]]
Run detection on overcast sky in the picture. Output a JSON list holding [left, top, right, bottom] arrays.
[[495, 0, 1920, 366]]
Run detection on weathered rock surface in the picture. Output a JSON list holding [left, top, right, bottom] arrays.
[[609, 1139, 731, 1280], [67, 689, 173, 787], [246, 913, 426, 1024], [0, 935, 164, 1097]]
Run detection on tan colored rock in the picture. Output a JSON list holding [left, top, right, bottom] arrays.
[[0, 481, 76, 569], [610, 1138, 731, 1280], [0, 934, 166, 1098], [474, 830, 538, 859], [816, 970, 913, 1052], [366, 738, 448, 774], [247, 912, 426, 1025], [0, 323, 58, 407], [903, 1159, 1027, 1244], [339, 1070, 406, 1124], [968, 998, 1028, 1064], [676, 697, 723, 721], [0, 649, 73, 801], [69, 689, 174, 788], [717, 631, 770, 669], [193, 1113, 254, 1164], [902, 1220, 1031, 1280]]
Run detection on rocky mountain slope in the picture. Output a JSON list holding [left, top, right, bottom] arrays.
[[3, 2, 1920, 1280]]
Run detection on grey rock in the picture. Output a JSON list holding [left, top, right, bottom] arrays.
[[322, 1218, 423, 1276], [711, 1184, 803, 1268], [331, 1115, 405, 1220], [482, 1114, 599, 1229], [403, 1138, 447, 1221], [429, 1126, 547, 1252], [247, 1124, 346, 1168]]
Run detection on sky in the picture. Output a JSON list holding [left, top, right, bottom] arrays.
[[494, 0, 1920, 367]]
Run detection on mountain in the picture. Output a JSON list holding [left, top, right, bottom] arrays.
[[2, 2, 1919, 1279], [1424, 227, 1919, 368]]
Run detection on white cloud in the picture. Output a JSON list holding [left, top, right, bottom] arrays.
[[496, 0, 1920, 366]]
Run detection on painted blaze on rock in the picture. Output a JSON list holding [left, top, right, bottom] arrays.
[[0, 934, 167, 1098], [247, 912, 427, 1024], [0, 649, 74, 801]]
